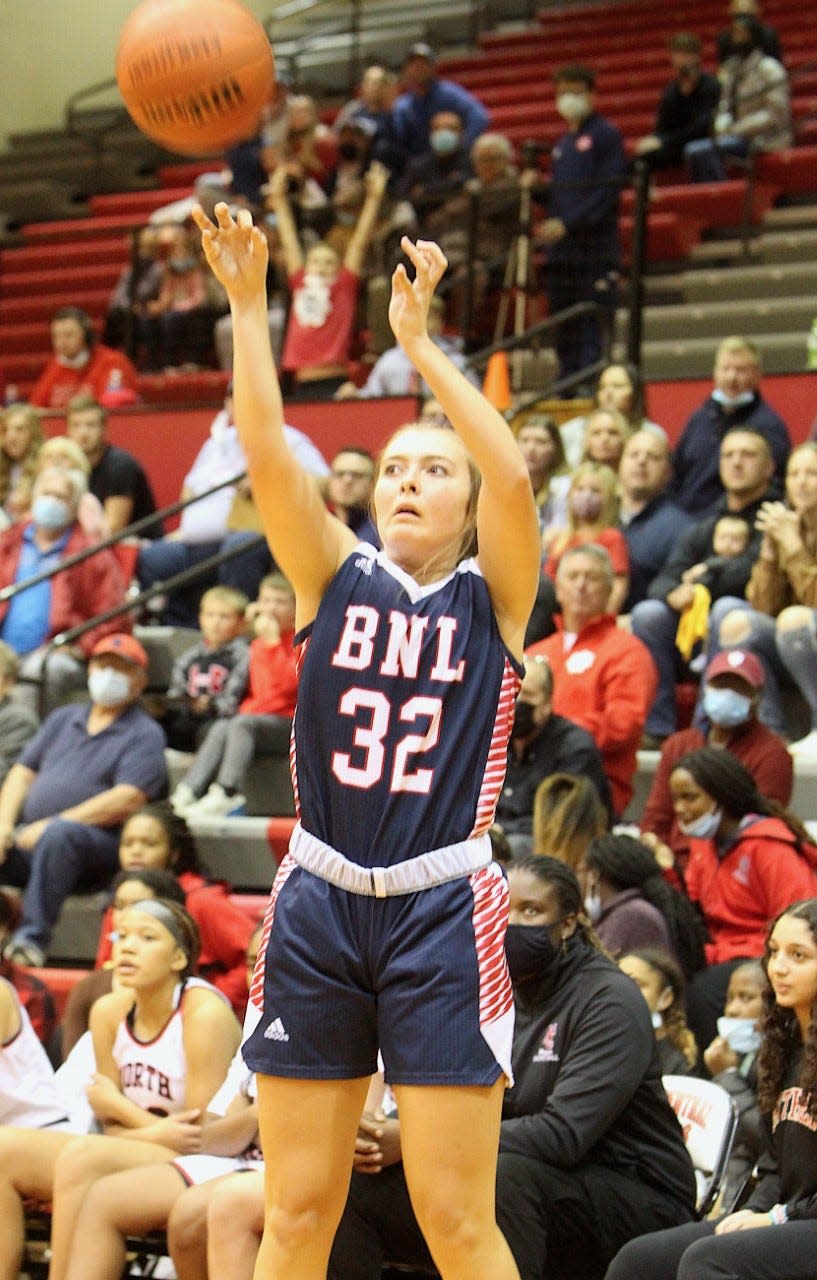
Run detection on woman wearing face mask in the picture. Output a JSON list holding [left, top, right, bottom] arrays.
[[323, 856, 696, 1280], [607, 898, 817, 1280], [669, 747, 817, 1052], [619, 948, 698, 1076], [543, 462, 629, 613], [640, 649, 793, 880], [580, 834, 706, 979], [702, 959, 766, 1206]]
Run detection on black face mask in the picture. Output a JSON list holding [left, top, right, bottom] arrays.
[[505, 922, 562, 984], [338, 142, 363, 160], [511, 701, 536, 740]]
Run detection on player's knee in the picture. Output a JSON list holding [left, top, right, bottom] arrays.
[[53, 1136, 105, 1191], [411, 1189, 482, 1259], [264, 1195, 330, 1255], [718, 608, 752, 646], [167, 1190, 206, 1255]]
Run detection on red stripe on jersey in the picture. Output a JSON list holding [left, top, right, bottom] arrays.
[[290, 637, 310, 818], [471, 658, 521, 836], [248, 854, 297, 1012], [470, 865, 513, 1028]]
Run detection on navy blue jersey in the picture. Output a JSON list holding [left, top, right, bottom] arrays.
[[292, 545, 522, 867]]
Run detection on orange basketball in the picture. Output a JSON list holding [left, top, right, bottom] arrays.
[[116, 0, 275, 156]]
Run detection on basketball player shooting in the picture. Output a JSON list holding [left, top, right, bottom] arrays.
[[192, 200, 540, 1280]]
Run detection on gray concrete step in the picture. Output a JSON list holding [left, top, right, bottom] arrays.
[[636, 331, 809, 379]]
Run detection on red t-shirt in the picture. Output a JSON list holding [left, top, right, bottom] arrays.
[[281, 266, 358, 373], [544, 526, 630, 582]]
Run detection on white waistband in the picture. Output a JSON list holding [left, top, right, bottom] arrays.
[[289, 822, 492, 897]]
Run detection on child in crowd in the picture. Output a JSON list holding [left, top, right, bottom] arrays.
[[171, 574, 298, 818], [162, 586, 250, 752], [619, 948, 698, 1076], [702, 959, 766, 1207], [682, 514, 752, 592], [675, 516, 755, 671], [265, 159, 389, 399]]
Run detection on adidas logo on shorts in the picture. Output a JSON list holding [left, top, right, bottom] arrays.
[[264, 1017, 290, 1042]]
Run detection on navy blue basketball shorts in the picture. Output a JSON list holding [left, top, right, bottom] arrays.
[[242, 853, 514, 1086]]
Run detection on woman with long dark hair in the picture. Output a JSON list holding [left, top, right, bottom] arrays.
[[669, 747, 817, 1049], [606, 897, 817, 1280], [581, 833, 706, 979]]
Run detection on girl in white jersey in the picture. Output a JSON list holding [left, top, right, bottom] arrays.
[[0, 899, 239, 1280], [0, 977, 67, 1130], [191, 200, 540, 1280]]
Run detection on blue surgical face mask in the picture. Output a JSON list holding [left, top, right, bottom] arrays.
[[583, 889, 602, 925], [430, 128, 461, 156], [717, 1015, 761, 1055], [32, 495, 71, 531], [711, 389, 755, 411], [702, 685, 753, 728], [677, 805, 722, 839], [88, 667, 133, 708]]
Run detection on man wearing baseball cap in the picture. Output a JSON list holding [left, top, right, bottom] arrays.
[[391, 41, 489, 166], [640, 647, 792, 876], [0, 632, 166, 967]]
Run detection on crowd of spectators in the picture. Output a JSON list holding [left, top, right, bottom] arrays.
[[3, 7, 817, 1278]]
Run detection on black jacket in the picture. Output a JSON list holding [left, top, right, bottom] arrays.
[[501, 936, 697, 1218], [497, 713, 612, 833]]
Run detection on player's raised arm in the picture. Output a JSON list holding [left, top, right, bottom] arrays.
[[192, 203, 356, 623], [389, 238, 540, 657]]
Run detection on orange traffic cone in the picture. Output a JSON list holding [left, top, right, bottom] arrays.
[[482, 351, 511, 412]]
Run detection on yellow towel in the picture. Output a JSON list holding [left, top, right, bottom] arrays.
[[675, 584, 711, 661]]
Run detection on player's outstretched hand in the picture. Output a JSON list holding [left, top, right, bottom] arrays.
[[389, 237, 447, 351], [192, 202, 269, 305]]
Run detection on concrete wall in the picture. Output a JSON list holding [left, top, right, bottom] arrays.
[[0, 0, 271, 145]]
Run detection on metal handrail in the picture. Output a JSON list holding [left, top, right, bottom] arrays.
[[0, 471, 246, 606]]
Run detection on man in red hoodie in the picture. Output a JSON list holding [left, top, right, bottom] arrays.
[[526, 544, 657, 816]]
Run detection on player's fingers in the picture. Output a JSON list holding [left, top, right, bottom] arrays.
[[213, 201, 236, 228], [190, 203, 215, 232]]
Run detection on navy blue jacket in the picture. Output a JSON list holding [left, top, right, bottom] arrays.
[[549, 113, 626, 267], [391, 79, 489, 157], [670, 392, 791, 515], [621, 494, 695, 611]]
